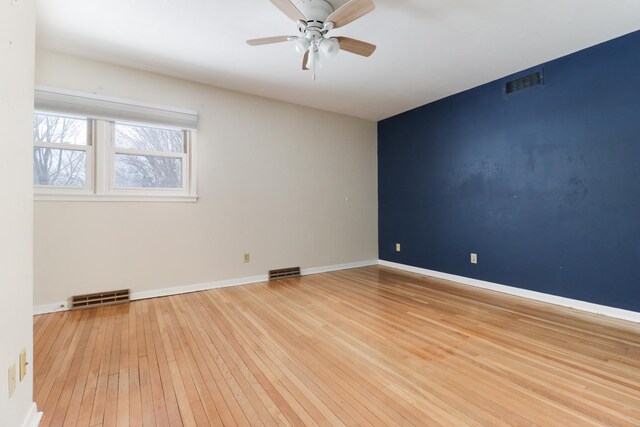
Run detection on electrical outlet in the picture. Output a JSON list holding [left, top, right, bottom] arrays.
[[470, 253, 478, 264], [8, 363, 16, 398], [19, 348, 27, 381], [395, 243, 401, 252], [243, 253, 250, 263]]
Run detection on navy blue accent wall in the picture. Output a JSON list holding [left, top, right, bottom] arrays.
[[378, 30, 640, 312]]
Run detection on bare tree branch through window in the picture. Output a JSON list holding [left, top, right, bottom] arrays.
[[32, 108, 196, 199], [114, 124, 184, 189], [33, 113, 87, 187]]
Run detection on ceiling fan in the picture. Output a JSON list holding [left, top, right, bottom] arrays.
[[247, 0, 377, 79]]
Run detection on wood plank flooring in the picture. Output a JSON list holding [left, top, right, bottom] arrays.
[[34, 266, 640, 426]]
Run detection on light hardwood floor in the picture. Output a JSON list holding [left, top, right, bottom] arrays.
[[34, 266, 640, 426]]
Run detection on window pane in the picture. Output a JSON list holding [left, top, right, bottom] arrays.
[[115, 123, 183, 153], [33, 113, 87, 145], [33, 147, 87, 187], [115, 154, 182, 189]]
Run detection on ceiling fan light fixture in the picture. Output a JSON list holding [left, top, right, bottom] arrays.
[[320, 37, 340, 59], [294, 38, 311, 55], [308, 45, 319, 69], [248, 0, 377, 79]]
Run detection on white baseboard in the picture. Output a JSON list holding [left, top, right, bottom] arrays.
[[379, 260, 640, 323], [22, 403, 43, 427], [33, 301, 68, 315], [33, 259, 379, 315], [301, 259, 379, 276], [130, 274, 269, 301]]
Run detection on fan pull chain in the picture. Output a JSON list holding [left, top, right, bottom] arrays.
[[310, 44, 318, 81]]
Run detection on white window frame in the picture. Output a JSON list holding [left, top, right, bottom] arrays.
[[33, 112, 94, 196], [104, 120, 191, 197], [33, 88, 198, 203]]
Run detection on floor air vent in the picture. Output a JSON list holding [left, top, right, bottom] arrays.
[[506, 71, 543, 94], [268, 267, 301, 280], [71, 289, 130, 310]]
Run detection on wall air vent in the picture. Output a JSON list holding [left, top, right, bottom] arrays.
[[268, 267, 301, 280], [506, 71, 543, 94], [71, 289, 130, 310]]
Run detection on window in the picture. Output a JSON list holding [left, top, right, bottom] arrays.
[[113, 123, 185, 190], [33, 113, 91, 190], [33, 88, 198, 202]]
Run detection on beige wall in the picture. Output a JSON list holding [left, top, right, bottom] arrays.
[[0, 0, 35, 425], [34, 50, 378, 307]]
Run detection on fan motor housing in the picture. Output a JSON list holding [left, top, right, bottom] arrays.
[[295, 0, 334, 23]]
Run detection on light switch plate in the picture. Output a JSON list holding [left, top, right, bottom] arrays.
[[471, 253, 478, 264], [395, 243, 401, 252], [19, 348, 27, 381]]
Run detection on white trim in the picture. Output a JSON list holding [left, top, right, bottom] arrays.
[[34, 187, 94, 197], [34, 301, 69, 315], [33, 141, 89, 151], [378, 260, 640, 323], [187, 132, 198, 197], [34, 194, 198, 203], [21, 403, 43, 427], [130, 274, 269, 301], [33, 259, 379, 315], [113, 147, 186, 159], [95, 119, 110, 195], [301, 259, 379, 276]]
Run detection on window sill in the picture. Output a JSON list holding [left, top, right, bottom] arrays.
[[34, 194, 199, 203]]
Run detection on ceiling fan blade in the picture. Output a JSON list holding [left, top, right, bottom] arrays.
[[246, 36, 297, 46], [302, 51, 310, 70], [326, 0, 375, 29], [336, 37, 376, 57], [270, 0, 306, 22]]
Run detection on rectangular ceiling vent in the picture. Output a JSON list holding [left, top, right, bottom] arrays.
[[71, 289, 130, 310], [268, 267, 301, 280], [506, 71, 543, 95]]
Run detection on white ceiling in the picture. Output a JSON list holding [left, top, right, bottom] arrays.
[[36, 0, 640, 121]]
